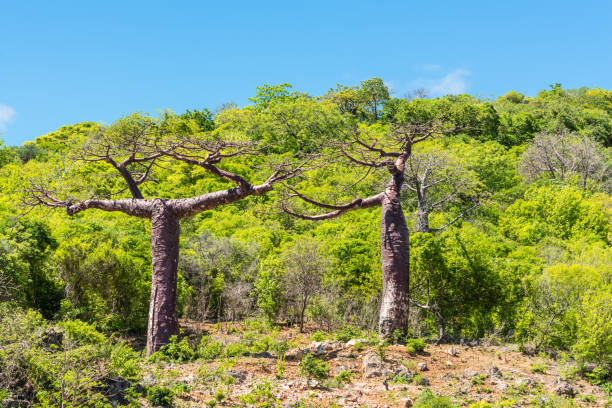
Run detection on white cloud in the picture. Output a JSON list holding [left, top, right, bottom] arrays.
[[0, 104, 16, 131], [428, 69, 470, 96], [408, 69, 470, 97]]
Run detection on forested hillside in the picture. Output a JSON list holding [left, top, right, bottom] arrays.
[[0, 81, 610, 407]]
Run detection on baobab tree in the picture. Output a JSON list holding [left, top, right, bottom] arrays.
[[404, 149, 480, 233], [24, 113, 306, 355], [283, 120, 457, 338]]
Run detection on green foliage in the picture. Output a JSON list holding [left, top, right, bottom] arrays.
[[151, 335, 195, 362], [405, 338, 427, 354], [58, 319, 107, 345], [299, 354, 329, 380], [147, 386, 174, 407], [413, 389, 458, 408], [238, 381, 279, 408], [334, 326, 362, 343], [197, 336, 224, 360], [109, 342, 141, 380]]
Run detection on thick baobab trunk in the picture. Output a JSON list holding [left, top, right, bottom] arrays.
[[378, 155, 410, 338], [146, 200, 180, 356]]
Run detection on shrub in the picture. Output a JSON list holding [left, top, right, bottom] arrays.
[[406, 338, 427, 353], [198, 336, 224, 360], [147, 386, 174, 407], [109, 343, 141, 380], [151, 335, 195, 362], [413, 389, 458, 408], [299, 354, 329, 380], [311, 331, 327, 342], [224, 342, 250, 358], [58, 319, 107, 345], [531, 362, 548, 374], [239, 381, 278, 408], [334, 326, 361, 343]]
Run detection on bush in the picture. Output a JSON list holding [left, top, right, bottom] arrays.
[[150, 335, 195, 362], [198, 336, 224, 360], [147, 386, 174, 407], [299, 354, 329, 380], [406, 338, 427, 353], [334, 326, 361, 343], [58, 319, 107, 345], [311, 331, 327, 342], [413, 389, 458, 408], [109, 343, 141, 380]]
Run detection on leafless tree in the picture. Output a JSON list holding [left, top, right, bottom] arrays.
[[22, 114, 307, 356], [282, 238, 327, 332], [282, 120, 459, 337], [404, 149, 479, 233], [520, 131, 610, 188]]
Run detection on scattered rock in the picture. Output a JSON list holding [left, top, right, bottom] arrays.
[[346, 338, 370, 347], [401, 398, 413, 407], [286, 348, 307, 361], [382, 368, 393, 378], [445, 347, 458, 357], [444, 360, 453, 368], [516, 378, 536, 387], [227, 369, 248, 383], [489, 366, 502, 379], [494, 380, 509, 392], [463, 369, 481, 379], [307, 379, 319, 388], [458, 381, 472, 394], [417, 362, 428, 371], [142, 375, 156, 386], [362, 352, 384, 378], [553, 379, 575, 397], [394, 367, 413, 379]]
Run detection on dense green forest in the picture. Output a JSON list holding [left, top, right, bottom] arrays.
[[0, 80, 611, 407]]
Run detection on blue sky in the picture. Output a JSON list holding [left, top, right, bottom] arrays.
[[1, 1, 611, 145]]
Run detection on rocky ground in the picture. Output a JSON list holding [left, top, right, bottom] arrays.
[[132, 322, 610, 408]]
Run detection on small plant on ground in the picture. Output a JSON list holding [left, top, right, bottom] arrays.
[[413, 388, 458, 408], [412, 373, 429, 386], [239, 381, 279, 408], [531, 361, 548, 374], [150, 335, 195, 362], [406, 338, 427, 354], [470, 374, 487, 385], [390, 373, 411, 384], [311, 331, 327, 342], [352, 341, 366, 352], [334, 326, 361, 343], [198, 336, 224, 360], [323, 369, 354, 388], [147, 386, 174, 407], [377, 339, 389, 361], [299, 354, 329, 381]]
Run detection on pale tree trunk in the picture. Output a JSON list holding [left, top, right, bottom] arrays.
[[416, 205, 430, 233], [146, 200, 180, 356], [378, 155, 410, 338]]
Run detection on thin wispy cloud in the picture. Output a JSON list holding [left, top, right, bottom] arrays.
[[0, 104, 16, 131], [389, 68, 470, 99], [409, 69, 470, 97]]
